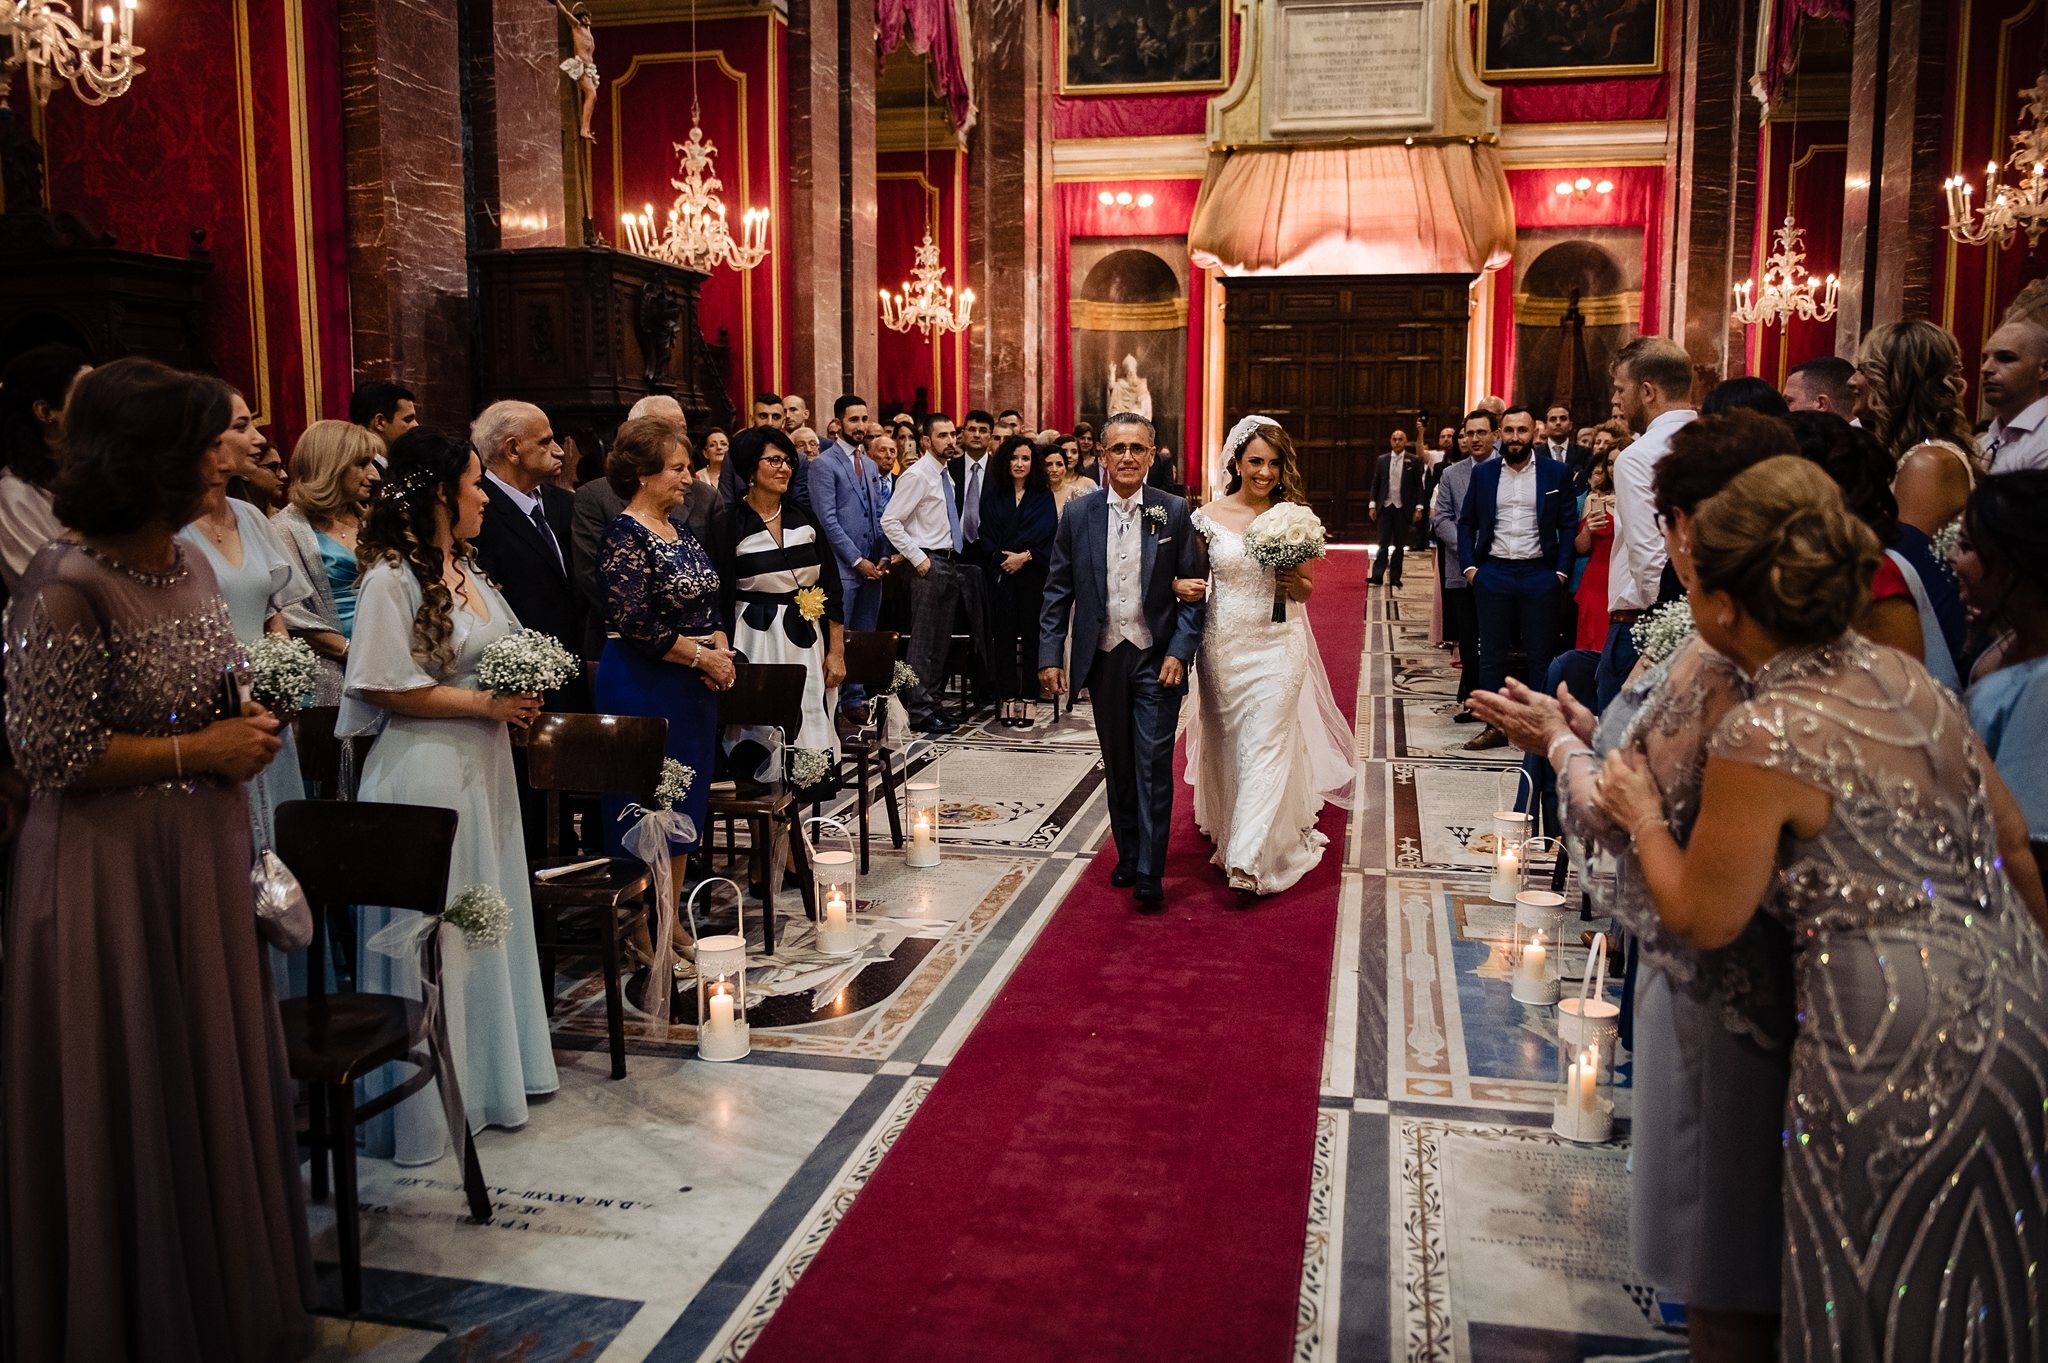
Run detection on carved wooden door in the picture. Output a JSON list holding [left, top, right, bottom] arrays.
[[1220, 276, 1472, 540]]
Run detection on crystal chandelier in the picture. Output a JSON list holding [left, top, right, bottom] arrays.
[[880, 63, 971, 336], [1942, 75, 2048, 250], [1732, 215, 1838, 329], [2, 0, 143, 106], [881, 228, 973, 336], [618, 121, 769, 274]]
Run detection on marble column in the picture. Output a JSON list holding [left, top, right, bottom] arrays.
[[340, 0, 471, 422], [965, 0, 1046, 416], [1664, 0, 1757, 384], [786, 0, 846, 405], [1836, 0, 1948, 348], [846, 0, 880, 398], [486, 0, 570, 249]]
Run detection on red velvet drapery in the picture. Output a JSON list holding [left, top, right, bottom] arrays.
[[877, 0, 974, 131]]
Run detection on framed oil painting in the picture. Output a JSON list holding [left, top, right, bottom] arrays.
[[1061, 0, 1230, 95], [1477, 0, 1664, 81]]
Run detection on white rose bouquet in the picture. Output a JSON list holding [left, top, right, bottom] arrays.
[[1241, 502, 1328, 621], [247, 634, 321, 719], [1630, 598, 1695, 666], [476, 628, 578, 696]]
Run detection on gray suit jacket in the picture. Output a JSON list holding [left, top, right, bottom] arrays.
[[1038, 486, 1206, 679], [1430, 457, 1477, 590], [570, 476, 718, 658]]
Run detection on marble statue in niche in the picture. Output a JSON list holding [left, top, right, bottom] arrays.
[[550, 0, 599, 142], [1107, 354, 1154, 421]]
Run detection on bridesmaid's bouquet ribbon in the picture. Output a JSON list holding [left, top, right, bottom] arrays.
[[475, 629, 578, 696], [1242, 503, 1329, 622], [619, 759, 697, 1022]]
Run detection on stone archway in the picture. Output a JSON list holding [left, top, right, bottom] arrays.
[[1072, 246, 1186, 466], [1512, 239, 1636, 426]]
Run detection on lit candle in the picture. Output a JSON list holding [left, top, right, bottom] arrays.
[[707, 985, 735, 1033], [1577, 1045, 1598, 1115], [824, 891, 848, 930], [1491, 845, 1523, 901], [1516, 929, 1547, 994]]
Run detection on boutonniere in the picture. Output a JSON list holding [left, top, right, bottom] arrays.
[[1143, 504, 1167, 534]]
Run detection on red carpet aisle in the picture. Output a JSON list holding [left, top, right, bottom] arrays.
[[743, 567, 1368, 1363]]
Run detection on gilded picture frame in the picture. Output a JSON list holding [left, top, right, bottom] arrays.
[[1060, 0, 1231, 96], [1476, 0, 1665, 81]]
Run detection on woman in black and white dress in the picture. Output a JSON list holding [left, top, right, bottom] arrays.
[[711, 426, 844, 788]]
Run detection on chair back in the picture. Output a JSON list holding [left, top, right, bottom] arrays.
[[275, 799, 459, 917], [525, 713, 669, 800], [716, 662, 807, 737], [841, 631, 900, 693]]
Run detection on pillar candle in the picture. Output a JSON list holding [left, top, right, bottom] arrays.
[[707, 986, 735, 1033], [824, 893, 848, 930], [1515, 930, 1547, 993]]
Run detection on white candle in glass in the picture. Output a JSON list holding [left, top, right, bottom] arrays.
[[1492, 845, 1522, 900], [912, 813, 933, 848], [1577, 1046, 1598, 1117], [824, 892, 848, 930], [1515, 930, 1546, 993], [707, 985, 735, 1033]]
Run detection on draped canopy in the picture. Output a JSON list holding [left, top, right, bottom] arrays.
[[1189, 142, 1515, 278]]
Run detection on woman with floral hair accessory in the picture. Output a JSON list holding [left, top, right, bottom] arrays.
[[1183, 416, 1354, 894], [340, 427, 559, 1164]]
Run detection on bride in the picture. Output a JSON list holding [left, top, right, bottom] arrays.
[[1186, 416, 1355, 894]]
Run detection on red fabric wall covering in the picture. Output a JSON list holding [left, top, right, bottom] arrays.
[[1051, 178, 1205, 488], [1500, 78, 1668, 124], [875, 149, 968, 418], [14, 0, 353, 447], [1489, 165, 1666, 399], [1746, 119, 1846, 386], [596, 14, 784, 415], [1930, 0, 2045, 412], [1047, 11, 1241, 142]]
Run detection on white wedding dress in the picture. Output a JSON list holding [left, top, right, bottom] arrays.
[[1187, 506, 1356, 894]]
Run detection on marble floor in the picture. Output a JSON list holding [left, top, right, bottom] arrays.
[[306, 575, 1682, 1363]]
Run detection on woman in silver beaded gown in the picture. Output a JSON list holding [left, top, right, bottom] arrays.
[[4, 360, 312, 1361], [1594, 459, 2048, 1362]]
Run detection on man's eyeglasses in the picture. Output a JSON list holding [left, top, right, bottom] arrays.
[[1103, 442, 1153, 458]]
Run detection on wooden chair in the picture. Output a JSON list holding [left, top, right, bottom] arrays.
[[707, 662, 815, 953], [525, 712, 667, 1079], [838, 630, 906, 873], [274, 799, 490, 1316], [293, 705, 365, 800]]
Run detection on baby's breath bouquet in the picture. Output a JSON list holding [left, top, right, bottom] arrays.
[[888, 660, 919, 694], [1242, 502, 1328, 622], [654, 757, 694, 811], [247, 634, 321, 719], [1631, 598, 1696, 666], [476, 628, 577, 696], [788, 746, 831, 789], [445, 884, 510, 948]]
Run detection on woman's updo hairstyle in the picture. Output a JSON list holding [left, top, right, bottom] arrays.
[[605, 415, 688, 500], [1689, 455, 1880, 646], [358, 427, 478, 675], [1652, 409, 1798, 522]]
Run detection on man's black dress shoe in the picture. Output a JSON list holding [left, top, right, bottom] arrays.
[[1110, 865, 1137, 888], [1133, 877, 1164, 908], [1452, 709, 1481, 724], [913, 716, 956, 736]]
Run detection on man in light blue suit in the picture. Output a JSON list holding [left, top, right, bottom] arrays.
[[811, 393, 889, 714]]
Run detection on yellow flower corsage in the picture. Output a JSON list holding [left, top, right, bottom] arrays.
[[794, 585, 827, 623]]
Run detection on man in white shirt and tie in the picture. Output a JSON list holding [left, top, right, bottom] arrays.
[[1980, 321, 2048, 474], [949, 408, 999, 701], [1598, 336, 1697, 708], [881, 412, 966, 735]]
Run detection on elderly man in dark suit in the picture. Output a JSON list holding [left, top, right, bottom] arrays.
[[471, 399, 587, 707], [569, 394, 717, 660], [1368, 428, 1425, 587]]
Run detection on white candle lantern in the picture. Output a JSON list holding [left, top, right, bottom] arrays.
[[1492, 824, 1556, 907], [904, 756, 942, 869], [684, 877, 750, 1062], [1554, 932, 1619, 1143], [1489, 769, 1537, 903], [806, 817, 862, 957], [1510, 888, 1566, 1006]]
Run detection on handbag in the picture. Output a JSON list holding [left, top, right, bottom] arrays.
[[252, 848, 315, 951]]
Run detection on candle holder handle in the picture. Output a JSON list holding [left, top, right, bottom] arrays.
[[683, 876, 748, 950], [802, 815, 856, 864], [1495, 767, 1534, 821], [1582, 931, 1609, 1004]]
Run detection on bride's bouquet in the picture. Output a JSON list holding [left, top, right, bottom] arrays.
[[1242, 503, 1328, 621], [476, 628, 578, 696]]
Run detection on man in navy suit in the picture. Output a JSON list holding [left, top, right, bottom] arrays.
[[811, 393, 890, 715], [1038, 413, 1207, 908], [1457, 405, 1578, 703]]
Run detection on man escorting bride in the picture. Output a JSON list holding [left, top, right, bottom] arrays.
[[1039, 412, 1351, 907]]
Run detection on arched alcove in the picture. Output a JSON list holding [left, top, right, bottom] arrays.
[[1072, 246, 1186, 465], [1512, 238, 1637, 426]]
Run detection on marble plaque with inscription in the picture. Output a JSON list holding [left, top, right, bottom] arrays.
[[1263, 0, 1434, 137]]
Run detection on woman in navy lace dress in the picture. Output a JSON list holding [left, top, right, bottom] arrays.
[[595, 417, 736, 868]]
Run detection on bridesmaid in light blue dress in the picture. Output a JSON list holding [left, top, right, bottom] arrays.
[[340, 430, 558, 1164], [180, 394, 313, 997]]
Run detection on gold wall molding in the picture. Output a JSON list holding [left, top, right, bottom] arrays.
[[1070, 298, 1191, 331]]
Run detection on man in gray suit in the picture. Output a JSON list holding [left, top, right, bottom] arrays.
[[569, 394, 718, 659], [1038, 413, 1207, 908], [1431, 409, 1493, 723]]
